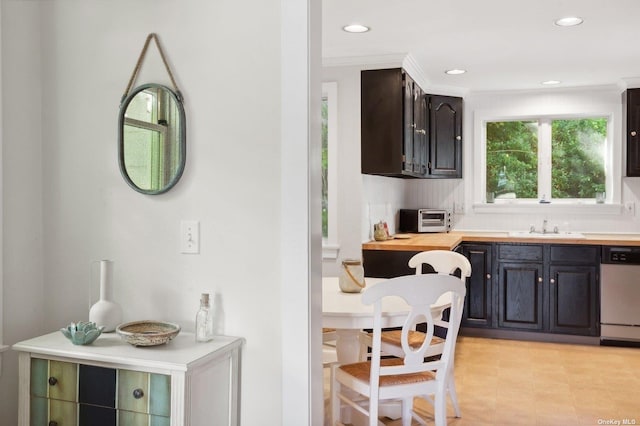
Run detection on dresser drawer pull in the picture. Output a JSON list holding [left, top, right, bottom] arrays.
[[133, 388, 144, 399], [48, 377, 58, 386]]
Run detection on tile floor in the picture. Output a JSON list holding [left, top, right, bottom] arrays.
[[324, 336, 640, 426]]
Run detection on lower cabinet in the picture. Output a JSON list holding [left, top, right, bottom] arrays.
[[457, 244, 492, 328], [496, 244, 545, 331], [15, 332, 244, 426], [363, 243, 600, 339], [548, 245, 600, 336], [488, 243, 599, 336]]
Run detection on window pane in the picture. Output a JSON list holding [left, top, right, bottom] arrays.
[[551, 118, 606, 199], [321, 97, 328, 238], [486, 121, 538, 199]]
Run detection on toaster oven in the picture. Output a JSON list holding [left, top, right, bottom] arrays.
[[398, 209, 451, 233]]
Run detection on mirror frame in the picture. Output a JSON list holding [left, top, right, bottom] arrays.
[[118, 83, 186, 195]]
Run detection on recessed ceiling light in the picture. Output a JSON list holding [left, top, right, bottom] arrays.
[[445, 69, 466, 75], [342, 24, 370, 33], [554, 16, 583, 27], [542, 80, 561, 85]]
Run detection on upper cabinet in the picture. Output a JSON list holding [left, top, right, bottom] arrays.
[[625, 88, 640, 176], [361, 68, 462, 178], [428, 95, 463, 178]]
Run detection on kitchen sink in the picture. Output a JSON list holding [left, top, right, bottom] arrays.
[[508, 231, 586, 239]]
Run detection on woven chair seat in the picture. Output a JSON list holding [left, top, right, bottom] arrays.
[[339, 358, 436, 387], [379, 330, 444, 349]]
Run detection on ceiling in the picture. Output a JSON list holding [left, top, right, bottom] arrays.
[[322, 0, 640, 92]]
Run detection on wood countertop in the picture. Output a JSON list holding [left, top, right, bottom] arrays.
[[362, 231, 640, 251]]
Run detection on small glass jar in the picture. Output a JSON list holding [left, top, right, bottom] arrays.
[[195, 293, 214, 342], [339, 259, 366, 293]]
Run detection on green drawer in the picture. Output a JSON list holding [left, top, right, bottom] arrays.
[[118, 370, 170, 417], [119, 410, 170, 426], [31, 359, 77, 402], [30, 397, 77, 426]]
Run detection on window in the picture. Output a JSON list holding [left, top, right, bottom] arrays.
[[485, 117, 607, 202], [322, 82, 339, 259]]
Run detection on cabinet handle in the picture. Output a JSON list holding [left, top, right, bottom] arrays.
[[133, 388, 145, 399], [456, 135, 462, 141], [538, 277, 543, 283], [486, 273, 491, 279], [632, 131, 637, 137], [550, 278, 555, 284], [48, 377, 58, 386]]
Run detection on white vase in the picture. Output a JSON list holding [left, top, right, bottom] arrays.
[[89, 260, 122, 332]]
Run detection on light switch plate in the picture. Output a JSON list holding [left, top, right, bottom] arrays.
[[180, 220, 200, 254]]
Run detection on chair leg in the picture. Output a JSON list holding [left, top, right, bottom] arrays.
[[330, 365, 341, 425], [402, 397, 413, 426], [448, 374, 462, 418], [434, 389, 447, 426]]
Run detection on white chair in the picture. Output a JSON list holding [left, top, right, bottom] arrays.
[[323, 328, 338, 366], [330, 274, 466, 426], [360, 250, 471, 418]]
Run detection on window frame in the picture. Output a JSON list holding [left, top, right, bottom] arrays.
[[322, 82, 339, 259], [473, 111, 622, 215]]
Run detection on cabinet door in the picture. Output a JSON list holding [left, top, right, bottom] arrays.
[[626, 88, 640, 176], [428, 95, 462, 178], [413, 88, 428, 176], [362, 250, 422, 278], [360, 69, 405, 176], [460, 244, 493, 328], [498, 262, 544, 330], [403, 73, 415, 174], [549, 265, 599, 336], [31, 397, 77, 426]]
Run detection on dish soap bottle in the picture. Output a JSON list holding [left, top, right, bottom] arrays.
[[195, 293, 214, 342]]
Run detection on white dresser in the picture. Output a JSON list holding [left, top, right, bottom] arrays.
[[13, 331, 244, 426]]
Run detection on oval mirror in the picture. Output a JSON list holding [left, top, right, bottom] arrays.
[[118, 83, 186, 194]]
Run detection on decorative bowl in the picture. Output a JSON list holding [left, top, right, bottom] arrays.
[[115, 320, 181, 347], [61, 321, 105, 345]]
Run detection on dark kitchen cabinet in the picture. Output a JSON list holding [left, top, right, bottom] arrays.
[[427, 95, 463, 178], [496, 244, 545, 331], [494, 243, 600, 336], [625, 88, 640, 176], [548, 245, 600, 336], [361, 68, 425, 178], [458, 243, 493, 328], [362, 249, 431, 278], [361, 68, 461, 178]]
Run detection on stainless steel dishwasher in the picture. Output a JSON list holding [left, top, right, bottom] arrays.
[[600, 246, 640, 346]]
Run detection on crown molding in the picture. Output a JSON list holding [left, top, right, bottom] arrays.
[[322, 53, 407, 68]]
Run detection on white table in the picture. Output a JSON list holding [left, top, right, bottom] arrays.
[[322, 276, 449, 363], [323, 277, 406, 363]]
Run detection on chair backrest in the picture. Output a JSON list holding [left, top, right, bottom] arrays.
[[361, 274, 466, 384], [408, 250, 472, 280]]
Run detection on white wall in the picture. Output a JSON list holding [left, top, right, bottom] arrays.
[[321, 65, 412, 276], [0, 1, 318, 425], [0, 2, 47, 420]]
